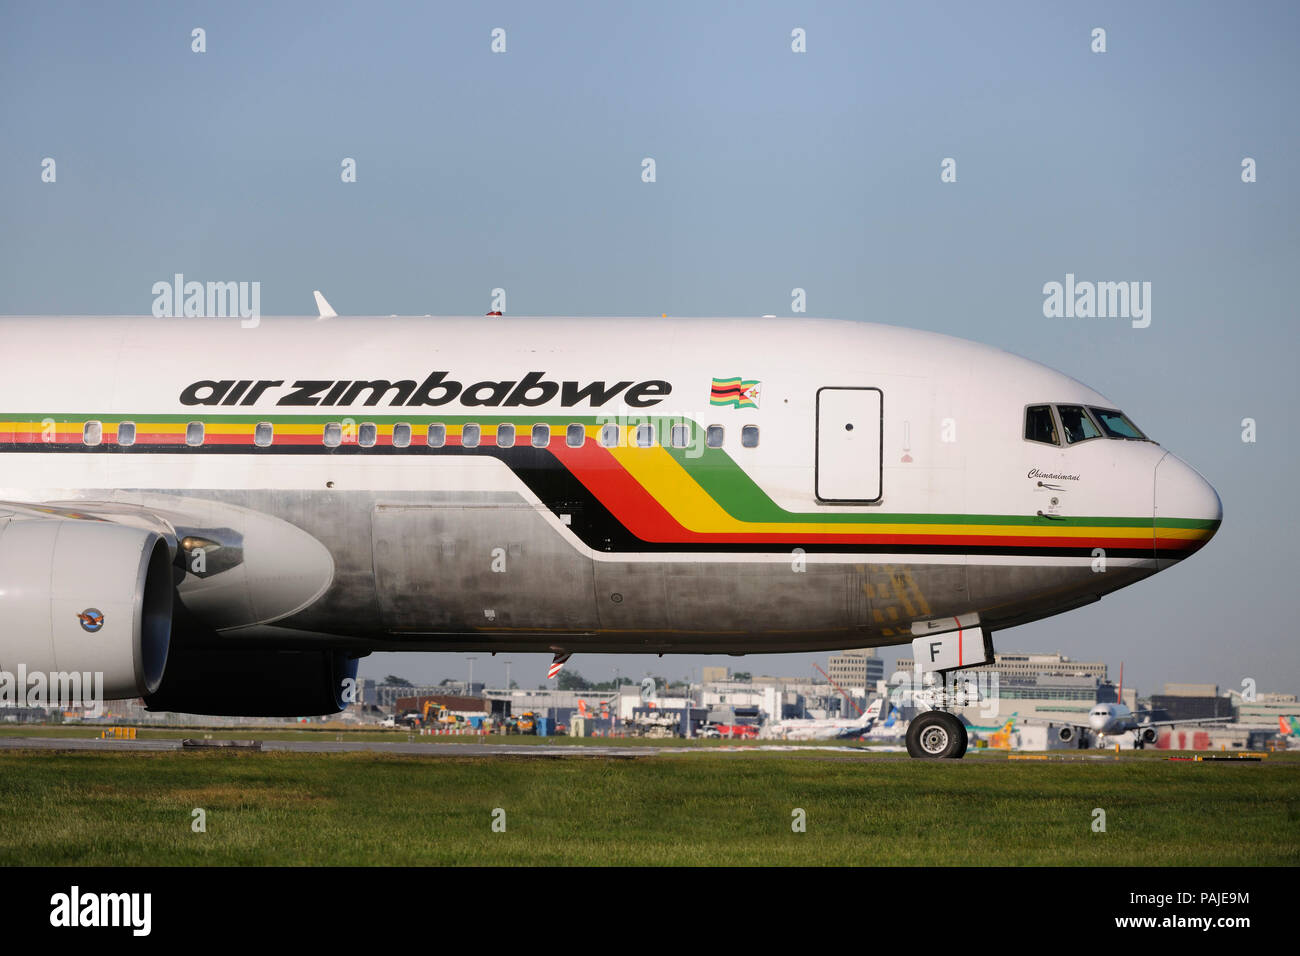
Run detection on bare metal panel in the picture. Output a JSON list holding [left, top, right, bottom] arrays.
[[372, 502, 596, 631], [594, 561, 670, 631], [662, 562, 860, 634]]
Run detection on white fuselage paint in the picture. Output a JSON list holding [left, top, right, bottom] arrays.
[[0, 315, 1222, 655]]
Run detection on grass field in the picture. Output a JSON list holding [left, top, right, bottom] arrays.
[[1, 747, 1295, 865]]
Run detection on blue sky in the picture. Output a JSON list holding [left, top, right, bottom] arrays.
[[2, 2, 1297, 695]]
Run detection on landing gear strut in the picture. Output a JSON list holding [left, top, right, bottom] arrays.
[[904, 615, 989, 759], [906, 711, 968, 759]]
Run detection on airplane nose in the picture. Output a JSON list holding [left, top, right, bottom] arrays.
[[1154, 452, 1222, 568]]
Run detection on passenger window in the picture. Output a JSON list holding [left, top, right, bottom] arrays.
[[186, 422, 205, 447], [532, 424, 550, 448], [358, 423, 377, 447], [1057, 405, 1101, 444], [1024, 405, 1059, 446], [635, 423, 654, 447], [461, 423, 481, 448], [706, 425, 724, 448], [497, 423, 516, 448], [323, 423, 342, 447], [427, 424, 446, 448], [254, 422, 273, 447], [670, 424, 690, 448], [741, 424, 759, 448], [566, 423, 585, 448], [392, 423, 411, 448], [599, 423, 620, 447], [117, 422, 136, 447], [83, 421, 102, 446]]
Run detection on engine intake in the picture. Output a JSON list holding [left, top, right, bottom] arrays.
[[0, 517, 172, 699]]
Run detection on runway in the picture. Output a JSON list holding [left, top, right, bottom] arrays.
[[0, 736, 1190, 760], [0, 736, 887, 758]]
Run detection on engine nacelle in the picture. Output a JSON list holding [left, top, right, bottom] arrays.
[[1057, 725, 1075, 742], [1140, 726, 1158, 744], [145, 644, 359, 716], [0, 517, 172, 699]]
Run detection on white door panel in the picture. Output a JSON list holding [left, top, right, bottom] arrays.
[[816, 387, 882, 502]]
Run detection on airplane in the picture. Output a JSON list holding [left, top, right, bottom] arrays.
[[0, 304, 1222, 759], [857, 698, 908, 743], [971, 716, 1020, 750], [1039, 667, 1234, 748], [1077, 702, 1233, 748], [1279, 716, 1300, 738], [760, 697, 884, 740], [963, 714, 1019, 741]]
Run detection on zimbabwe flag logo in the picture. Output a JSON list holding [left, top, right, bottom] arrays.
[[710, 377, 760, 409]]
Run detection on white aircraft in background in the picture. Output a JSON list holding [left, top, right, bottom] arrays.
[[858, 699, 909, 743], [1053, 668, 1233, 748], [0, 300, 1222, 759], [761, 697, 884, 740]]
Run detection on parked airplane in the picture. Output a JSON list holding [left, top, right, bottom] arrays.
[[760, 697, 883, 740], [0, 305, 1222, 758], [964, 714, 1019, 739], [966, 716, 1020, 749], [857, 699, 908, 743]]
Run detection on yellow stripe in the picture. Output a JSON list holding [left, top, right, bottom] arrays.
[[609, 431, 1179, 538]]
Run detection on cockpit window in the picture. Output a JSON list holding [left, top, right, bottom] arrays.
[[1089, 407, 1148, 440], [1056, 405, 1102, 444], [1024, 405, 1059, 446]]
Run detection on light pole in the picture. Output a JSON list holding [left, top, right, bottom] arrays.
[[504, 658, 512, 693], [612, 666, 620, 737], [684, 668, 693, 739], [467, 656, 477, 696]]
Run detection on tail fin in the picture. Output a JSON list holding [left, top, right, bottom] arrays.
[[313, 290, 337, 319], [858, 698, 883, 724]]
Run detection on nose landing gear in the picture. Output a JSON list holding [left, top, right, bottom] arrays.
[[906, 710, 969, 759], [905, 613, 990, 759]]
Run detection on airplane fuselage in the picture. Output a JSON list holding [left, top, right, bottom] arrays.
[[0, 315, 1222, 659]]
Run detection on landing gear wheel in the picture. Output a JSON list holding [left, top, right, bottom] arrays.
[[906, 711, 968, 759]]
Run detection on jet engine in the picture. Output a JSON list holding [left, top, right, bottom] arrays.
[[0, 517, 173, 699], [1057, 725, 1075, 742], [1139, 726, 1158, 744]]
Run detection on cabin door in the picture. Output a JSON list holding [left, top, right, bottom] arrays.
[[815, 387, 883, 503]]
